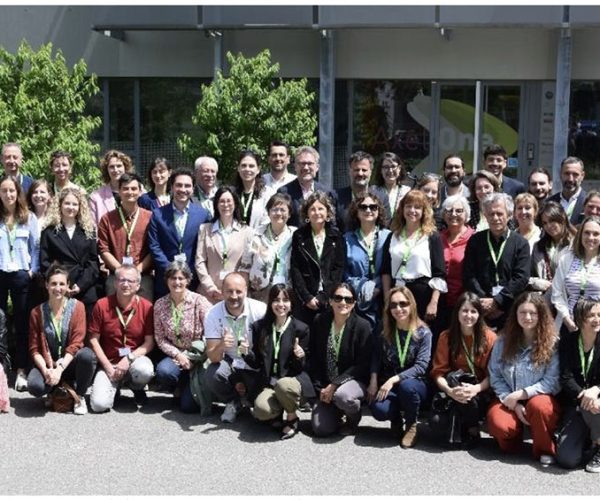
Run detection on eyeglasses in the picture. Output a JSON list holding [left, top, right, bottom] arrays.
[[390, 300, 410, 310], [444, 208, 465, 215], [332, 294, 355, 304], [358, 204, 379, 212], [118, 277, 139, 285], [296, 161, 316, 167], [382, 164, 399, 171], [269, 207, 288, 214]]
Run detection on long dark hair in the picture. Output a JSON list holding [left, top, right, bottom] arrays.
[[447, 292, 489, 360], [259, 284, 295, 356], [233, 150, 266, 198], [534, 200, 575, 252], [211, 185, 242, 223], [0, 174, 30, 225]]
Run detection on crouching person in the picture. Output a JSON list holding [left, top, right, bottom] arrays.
[[89, 264, 155, 412]]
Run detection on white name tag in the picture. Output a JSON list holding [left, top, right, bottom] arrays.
[[118, 347, 131, 357], [122, 256, 133, 266], [174, 253, 186, 263], [492, 285, 504, 296]]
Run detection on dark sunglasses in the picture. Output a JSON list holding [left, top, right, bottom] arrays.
[[332, 294, 355, 304], [358, 204, 379, 212], [390, 300, 410, 310]]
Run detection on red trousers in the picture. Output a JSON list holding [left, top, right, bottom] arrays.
[[487, 395, 561, 458]]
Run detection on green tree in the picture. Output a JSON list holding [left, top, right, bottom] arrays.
[[0, 41, 102, 190], [179, 49, 317, 181]]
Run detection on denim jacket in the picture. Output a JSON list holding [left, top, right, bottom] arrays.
[[0, 213, 39, 273], [488, 335, 560, 402]]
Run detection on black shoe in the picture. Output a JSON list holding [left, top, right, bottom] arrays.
[[299, 401, 312, 413], [281, 418, 300, 440], [133, 389, 148, 406], [586, 447, 600, 473]]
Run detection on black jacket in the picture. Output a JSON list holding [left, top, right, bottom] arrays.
[[559, 329, 600, 407], [277, 179, 339, 228], [0, 308, 8, 372], [547, 189, 587, 226], [309, 311, 372, 389], [245, 316, 315, 398], [290, 224, 346, 306]]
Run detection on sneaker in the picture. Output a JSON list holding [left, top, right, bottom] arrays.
[[540, 454, 556, 466], [15, 371, 27, 392], [133, 389, 148, 406], [585, 448, 600, 473], [221, 400, 241, 423], [401, 423, 418, 448], [73, 397, 88, 415]]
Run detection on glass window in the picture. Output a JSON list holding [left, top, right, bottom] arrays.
[[570, 81, 600, 179], [108, 79, 134, 144]]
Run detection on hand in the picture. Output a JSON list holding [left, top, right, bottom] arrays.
[[376, 378, 395, 402], [480, 298, 495, 312], [458, 382, 480, 402], [578, 386, 600, 412], [564, 317, 578, 333], [293, 338, 305, 359], [46, 368, 61, 386], [502, 390, 523, 411], [447, 386, 469, 404], [209, 289, 223, 302], [222, 328, 236, 349], [306, 297, 320, 311], [319, 384, 336, 404], [424, 300, 438, 323], [110, 357, 130, 382], [486, 302, 503, 320], [515, 403, 530, 426], [367, 379, 378, 404], [589, 399, 600, 415], [239, 332, 250, 356], [175, 352, 191, 370], [538, 280, 552, 292], [68, 284, 81, 297]]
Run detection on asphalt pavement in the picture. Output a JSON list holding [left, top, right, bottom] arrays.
[[0, 387, 598, 496]]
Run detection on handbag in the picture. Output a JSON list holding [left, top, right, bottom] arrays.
[[49, 382, 80, 413]]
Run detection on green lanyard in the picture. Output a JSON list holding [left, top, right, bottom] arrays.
[[312, 230, 325, 259], [267, 225, 286, 276], [461, 336, 476, 375], [271, 316, 292, 375], [358, 228, 377, 277], [565, 195, 577, 218], [578, 335, 595, 386], [226, 316, 246, 355], [117, 206, 140, 257], [330, 322, 346, 361], [218, 222, 231, 267], [170, 298, 184, 344], [486, 230, 510, 285], [50, 302, 66, 357], [174, 207, 188, 252], [240, 191, 254, 224], [580, 257, 598, 297], [116, 297, 138, 345], [395, 328, 413, 369], [396, 229, 421, 278]]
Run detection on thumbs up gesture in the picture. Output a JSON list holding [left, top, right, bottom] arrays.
[[293, 337, 305, 359], [223, 327, 235, 349], [239, 331, 250, 356]]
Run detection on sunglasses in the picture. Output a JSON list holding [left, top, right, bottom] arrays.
[[332, 294, 355, 304], [390, 300, 410, 310], [358, 204, 379, 212]]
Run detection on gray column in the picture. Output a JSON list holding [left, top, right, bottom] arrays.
[[319, 29, 335, 190], [473, 80, 483, 173], [429, 83, 440, 176], [102, 79, 110, 152], [212, 31, 224, 79], [552, 12, 572, 182]]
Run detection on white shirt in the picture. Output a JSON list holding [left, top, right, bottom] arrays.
[[263, 171, 297, 191]]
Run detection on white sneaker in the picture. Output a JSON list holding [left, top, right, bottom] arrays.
[[540, 454, 555, 466], [221, 401, 241, 423], [73, 398, 88, 415], [15, 371, 27, 392]]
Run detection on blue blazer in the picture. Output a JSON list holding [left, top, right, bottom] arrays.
[[148, 202, 210, 298]]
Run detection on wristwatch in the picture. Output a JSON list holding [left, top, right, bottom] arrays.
[[127, 353, 136, 364]]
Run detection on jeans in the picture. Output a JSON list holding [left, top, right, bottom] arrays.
[[311, 380, 366, 437], [0, 270, 30, 369], [155, 356, 199, 413], [204, 359, 262, 404], [370, 378, 428, 425]]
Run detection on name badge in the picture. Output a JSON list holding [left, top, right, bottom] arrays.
[[272, 275, 285, 285], [269, 376, 278, 387], [118, 347, 131, 357], [122, 256, 134, 266], [231, 357, 246, 370], [174, 253, 186, 263], [492, 285, 504, 296]]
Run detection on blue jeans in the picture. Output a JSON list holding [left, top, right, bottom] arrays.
[[0, 270, 30, 370], [370, 378, 428, 425], [155, 357, 199, 413]]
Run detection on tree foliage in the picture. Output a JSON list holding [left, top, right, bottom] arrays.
[[179, 49, 317, 181], [0, 41, 102, 190]]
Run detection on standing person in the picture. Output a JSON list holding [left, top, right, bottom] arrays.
[[40, 187, 99, 319], [514, 193, 541, 253], [547, 156, 587, 226], [289, 192, 346, 326], [381, 189, 447, 336], [556, 298, 600, 471], [153, 261, 212, 413], [239, 193, 296, 303], [440, 153, 470, 204], [88, 264, 155, 412], [373, 152, 411, 221], [343, 193, 391, 329], [310, 283, 372, 437], [247, 284, 313, 439], [552, 215, 600, 333], [138, 157, 172, 211], [195, 186, 254, 305], [417, 173, 443, 230], [204, 273, 267, 423], [233, 150, 274, 229], [27, 264, 97, 415], [0, 308, 9, 412], [1, 143, 33, 193], [277, 145, 338, 228], [368, 286, 432, 448], [482, 144, 525, 198], [487, 292, 561, 465], [193, 156, 219, 217], [467, 170, 501, 232], [527, 167, 553, 206], [89, 150, 135, 227], [148, 167, 211, 299], [463, 192, 531, 330], [0, 174, 39, 391], [49, 150, 81, 195], [26, 179, 52, 231], [429, 292, 496, 448], [583, 190, 600, 219], [97, 173, 154, 301], [263, 141, 296, 191]]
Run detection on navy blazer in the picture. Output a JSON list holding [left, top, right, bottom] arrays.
[[148, 202, 210, 298], [547, 189, 587, 226], [277, 179, 339, 228], [500, 175, 525, 199]]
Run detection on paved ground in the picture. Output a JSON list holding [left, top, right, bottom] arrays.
[[0, 387, 598, 496]]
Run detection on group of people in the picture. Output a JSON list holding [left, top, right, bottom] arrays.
[[1, 139, 600, 472]]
